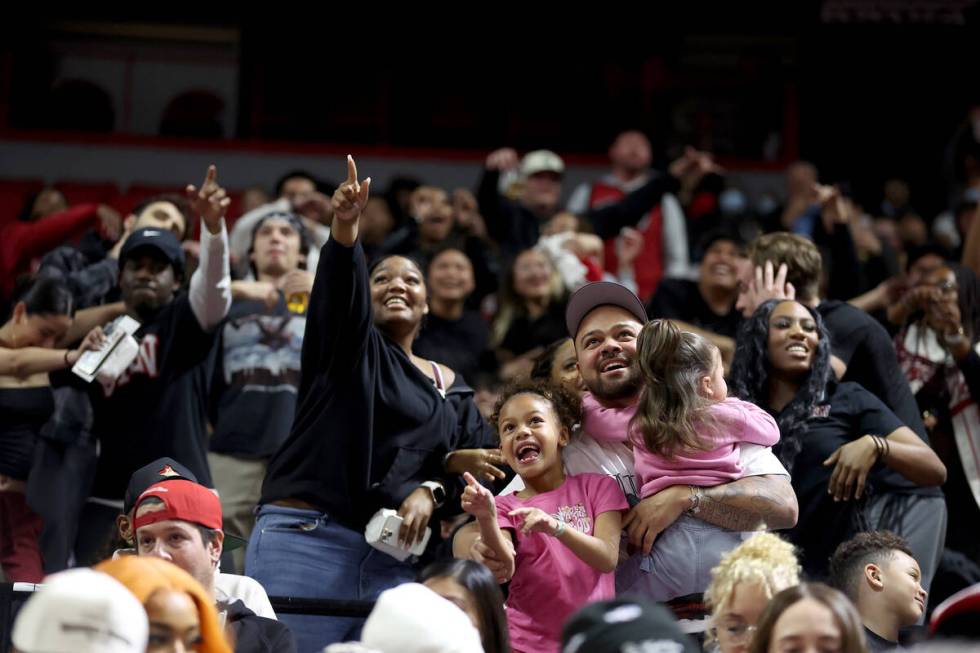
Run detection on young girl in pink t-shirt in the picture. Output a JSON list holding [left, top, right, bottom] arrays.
[[460, 380, 627, 653], [621, 319, 780, 600]]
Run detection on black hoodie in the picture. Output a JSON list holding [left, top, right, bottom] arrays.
[[222, 599, 296, 653]]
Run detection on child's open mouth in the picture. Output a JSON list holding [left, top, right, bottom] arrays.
[[516, 443, 541, 465]]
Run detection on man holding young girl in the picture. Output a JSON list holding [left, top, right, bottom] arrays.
[[456, 281, 799, 629]]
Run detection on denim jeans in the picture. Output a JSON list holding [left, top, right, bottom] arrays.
[[616, 514, 746, 602], [245, 504, 416, 653]]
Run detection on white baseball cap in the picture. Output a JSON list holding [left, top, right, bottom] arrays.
[[521, 149, 565, 177], [360, 583, 483, 653], [12, 568, 148, 653]]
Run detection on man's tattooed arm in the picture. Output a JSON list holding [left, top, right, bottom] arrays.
[[697, 475, 799, 531]]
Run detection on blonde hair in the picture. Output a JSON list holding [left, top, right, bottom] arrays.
[[490, 249, 565, 347], [704, 533, 802, 648]]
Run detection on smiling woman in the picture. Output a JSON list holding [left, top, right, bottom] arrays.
[[368, 253, 430, 340], [492, 248, 569, 380], [729, 300, 948, 590], [413, 247, 491, 384], [248, 156, 496, 652]]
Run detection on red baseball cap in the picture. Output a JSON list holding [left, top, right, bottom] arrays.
[[132, 479, 222, 532]]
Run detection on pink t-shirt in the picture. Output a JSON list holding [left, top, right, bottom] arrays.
[[633, 397, 780, 497], [495, 473, 628, 653]]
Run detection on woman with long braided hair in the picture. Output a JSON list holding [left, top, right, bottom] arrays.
[[729, 299, 946, 589]]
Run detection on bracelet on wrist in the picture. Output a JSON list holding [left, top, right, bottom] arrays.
[[870, 435, 883, 462], [552, 518, 566, 538], [687, 485, 703, 515], [64, 350, 72, 368]]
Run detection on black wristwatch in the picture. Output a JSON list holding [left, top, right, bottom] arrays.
[[421, 481, 446, 508]]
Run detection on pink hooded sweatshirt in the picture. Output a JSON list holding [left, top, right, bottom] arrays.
[[581, 393, 779, 498]]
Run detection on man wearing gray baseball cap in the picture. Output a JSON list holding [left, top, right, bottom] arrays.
[[457, 281, 797, 623]]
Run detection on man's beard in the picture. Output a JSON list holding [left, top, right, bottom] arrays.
[[588, 366, 642, 402]]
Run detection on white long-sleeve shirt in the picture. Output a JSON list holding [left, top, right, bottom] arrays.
[[189, 219, 232, 330]]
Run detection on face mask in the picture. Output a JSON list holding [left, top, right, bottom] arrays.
[[719, 189, 747, 216]]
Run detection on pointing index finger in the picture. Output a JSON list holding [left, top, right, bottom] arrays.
[[346, 155, 358, 185]]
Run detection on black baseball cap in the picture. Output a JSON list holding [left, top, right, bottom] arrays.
[[119, 227, 185, 276], [124, 457, 198, 515], [697, 227, 746, 257], [565, 281, 647, 341], [562, 599, 700, 653], [124, 457, 247, 551]]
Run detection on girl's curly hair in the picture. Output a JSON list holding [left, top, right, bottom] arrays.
[[728, 299, 832, 473], [490, 378, 582, 440]]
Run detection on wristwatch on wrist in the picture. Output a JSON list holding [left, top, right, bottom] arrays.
[[686, 486, 703, 516], [420, 481, 446, 508]]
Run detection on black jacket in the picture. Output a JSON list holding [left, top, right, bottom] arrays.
[[477, 168, 681, 259], [224, 599, 296, 653], [259, 239, 495, 530]]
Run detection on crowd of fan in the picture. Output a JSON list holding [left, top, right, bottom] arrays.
[[2, 121, 980, 653]]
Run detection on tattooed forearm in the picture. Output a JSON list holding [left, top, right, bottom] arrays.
[[697, 475, 799, 531]]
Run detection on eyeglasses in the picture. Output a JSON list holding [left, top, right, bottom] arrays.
[[712, 623, 758, 643]]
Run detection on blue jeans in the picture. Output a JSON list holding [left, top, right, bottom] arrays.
[[245, 504, 416, 653]]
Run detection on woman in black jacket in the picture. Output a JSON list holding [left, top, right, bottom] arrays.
[[247, 157, 495, 653]]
